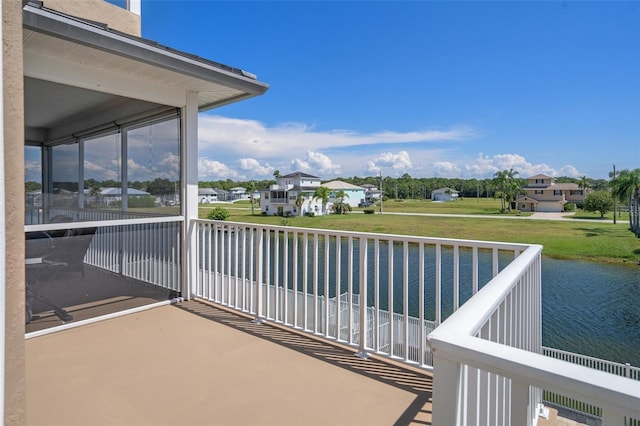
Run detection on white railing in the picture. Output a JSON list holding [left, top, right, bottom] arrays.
[[25, 206, 170, 225], [543, 347, 640, 381], [192, 219, 529, 368], [427, 245, 640, 425], [541, 347, 640, 420], [84, 220, 182, 292]]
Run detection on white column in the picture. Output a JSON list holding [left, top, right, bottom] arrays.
[[510, 380, 530, 426], [431, 356, 461, 426], [182, 91, 198, 300], [600, 410, 627, 426], [0, 3, 6, 420]]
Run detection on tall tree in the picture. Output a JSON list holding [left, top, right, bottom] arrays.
[[313, 187, 330, 216], [247, 180, 256, 216], [334, 190, 349, 214], [295, 193, 305, 217], [584, 191, 613, 218], [610, 168, 640, 229], [492, 169, 520, 212]]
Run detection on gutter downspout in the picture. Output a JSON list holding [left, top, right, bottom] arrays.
[[0, 3, 6, 422]]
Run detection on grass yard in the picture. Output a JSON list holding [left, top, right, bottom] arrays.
[[369, 197, 528, 215], [199, 205, 640, 266]]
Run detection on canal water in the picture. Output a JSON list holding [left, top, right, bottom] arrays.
[[218, 231, 640, 366], [541, 258, 640, 366]]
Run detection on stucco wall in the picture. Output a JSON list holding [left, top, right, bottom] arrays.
[[3, 1, 26, 423], [43, 0, 141, 36]]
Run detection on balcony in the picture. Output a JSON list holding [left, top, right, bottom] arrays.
[[27, 300, 434, 425], [25, 220, 640, 425]]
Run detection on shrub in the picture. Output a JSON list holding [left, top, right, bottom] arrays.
[[128, 195, 156, 208], [304, 211, 315, 217], [363, 208, 375, 214], [207, 206, 230, 221], [584, 191, 613, 218]]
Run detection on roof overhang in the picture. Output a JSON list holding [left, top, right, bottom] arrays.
[[23, 2, 269, 144]]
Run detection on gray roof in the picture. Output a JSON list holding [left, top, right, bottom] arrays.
[[322, 180, 365, 190], [281, 171, 320, 179], [101, 187, 149, 196], [432, 187, 459, 194], [198, 188, 217, 195]]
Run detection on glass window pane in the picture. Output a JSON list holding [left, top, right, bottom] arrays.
[[51, 143, 79, 209], [83, 132, 121, 210], [126, 117, 181, 215], [25, 146, 42, 225]]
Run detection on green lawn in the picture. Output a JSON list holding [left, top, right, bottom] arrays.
[[368, 197, 527, 215], [199, 204, 640, 266]]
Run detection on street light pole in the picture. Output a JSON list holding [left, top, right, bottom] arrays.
[[612, 164, 617, 224], [379, 170, 383, 215]]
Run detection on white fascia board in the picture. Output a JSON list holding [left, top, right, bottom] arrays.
[[24, 50, 187, 107], [22, 4, 269, 96]]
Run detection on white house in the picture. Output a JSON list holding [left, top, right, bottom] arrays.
[[322, 180, 366, 208], [361, 183, 382, 205], [198, 188, 219, 204], [261, 172, 326, 216], [228, 186, 248, 201], [431, 187, 459, 202]]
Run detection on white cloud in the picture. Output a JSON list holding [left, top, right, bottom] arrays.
[[433, 162, 461, 177], [198, 158, 240, 180], [238, 158, 274, 176], [461, 153, 559, 179], [560, 164, 582, 177], [84, 159, 119, 181], [195, 115, 589, 180], [198, 115, 475, 159], [291, 151, 341, 175], [366, 151, 412, 176]]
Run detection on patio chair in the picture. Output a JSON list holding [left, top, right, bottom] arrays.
[[25, 226, 97, 323]]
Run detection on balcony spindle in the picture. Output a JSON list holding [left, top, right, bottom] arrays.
[[403, 241, 409, 361], [356, 237, 369, 359], [323, 232, 330, 337], [252, 228, 264, 324]]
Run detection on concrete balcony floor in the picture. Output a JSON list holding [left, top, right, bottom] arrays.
[[26, 300, 434, 426]]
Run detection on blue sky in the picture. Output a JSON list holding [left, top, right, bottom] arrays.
[[141, 1, 639, 181]]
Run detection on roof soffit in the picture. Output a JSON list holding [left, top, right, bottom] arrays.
[[22, 3, 268, 110]]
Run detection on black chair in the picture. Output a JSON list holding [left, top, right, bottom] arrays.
[[25, 226, 97, 323]]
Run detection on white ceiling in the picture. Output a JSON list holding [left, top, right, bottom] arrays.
[[22, 6, 267, 144]]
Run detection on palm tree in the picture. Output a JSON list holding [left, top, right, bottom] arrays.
[[578, 175, 589, 195], [295, 193, 305, 217], [273, 170, 281, 179], [492, 170, 509, 211], [610, 168, 640, 231], [247, 180, 256, 216], [492, 169, 520, 212], [313, 187, 330, 216], [334, 190, 349, 214]]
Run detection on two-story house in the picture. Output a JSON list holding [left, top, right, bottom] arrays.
[[322, 180, 366, 208], [261, 172, 326, 216], [360, 183, 382, 206], [517, 174, 588, 212]]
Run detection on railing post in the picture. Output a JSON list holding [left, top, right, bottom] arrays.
[[355, 237, 369, 359], [432, 355, 461, 426], [511, 379, 531, 426], [252, 227, 264, 324], [601, 410, 627, 426]]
